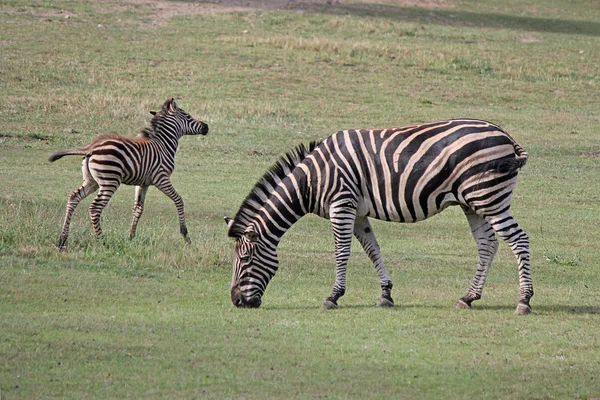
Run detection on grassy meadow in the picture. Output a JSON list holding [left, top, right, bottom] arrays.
[[1, 0, 599, 398]]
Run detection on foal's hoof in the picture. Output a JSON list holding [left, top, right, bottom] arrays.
[[376, 297, 394, 307], [514, 303, 532, 315], [57, 241, 67, 252], [321, 300, 338, 310], [453, 299, 472, 309]]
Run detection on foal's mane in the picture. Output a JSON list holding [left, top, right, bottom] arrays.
[[228, 140, 322, 238], [138, 113, 164, 138]]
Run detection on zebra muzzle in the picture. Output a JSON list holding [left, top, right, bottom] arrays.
[[231, 286, 262, 308]]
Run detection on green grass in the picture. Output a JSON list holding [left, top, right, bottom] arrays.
[[1, 0, 599, 398]]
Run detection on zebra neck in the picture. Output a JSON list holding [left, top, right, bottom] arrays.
[[151, 132, 180, 157], [249, 172, 310, 243]]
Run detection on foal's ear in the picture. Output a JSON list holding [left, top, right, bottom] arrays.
[[150, 111, 157, 116], [224, 216, 234, 229]]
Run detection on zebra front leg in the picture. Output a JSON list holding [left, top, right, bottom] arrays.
[[88, 186, 118, 240], [487, 212, 533, 314], [322, 202, 357, 309], [455, 208, 498, 310], [58, 181, 98, 250], [156, 179, 190, 244], [353, 216, 394, 307], [129, 185, 149, 239]]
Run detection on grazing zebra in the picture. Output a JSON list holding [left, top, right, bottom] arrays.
[[49, 98, 208, 249], [225, 118, 533, 314]]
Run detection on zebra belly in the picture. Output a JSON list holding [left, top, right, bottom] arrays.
[[122, 174, 154, 186], [359, 191, 461, 223]]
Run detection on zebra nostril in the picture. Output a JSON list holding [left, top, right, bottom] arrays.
[[231, 286, 244, 307]]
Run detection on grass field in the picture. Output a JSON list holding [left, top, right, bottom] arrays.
[[1, 0, 599, 398]]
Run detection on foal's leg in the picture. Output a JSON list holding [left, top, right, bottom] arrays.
[[455, 208, 498, 309], [129, 185, 149, 239], [57, 158, 98, 250], [155, 179, 190, 243], [88, 183, 120, 239], [353, 216, 394, 307]]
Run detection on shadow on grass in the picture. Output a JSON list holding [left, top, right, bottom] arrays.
[[262, 303, 600, 314], [297, 2, 600, 37], [530, 305, 600, 315]]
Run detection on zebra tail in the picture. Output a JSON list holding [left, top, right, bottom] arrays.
[[48, 148, 87, 162]]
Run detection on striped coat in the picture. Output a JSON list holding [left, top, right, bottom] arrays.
[[50, 98, 208, 249], [226, 119, 532, 314]]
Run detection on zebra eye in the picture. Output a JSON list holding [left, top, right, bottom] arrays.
[[240, 253, 251, 262]]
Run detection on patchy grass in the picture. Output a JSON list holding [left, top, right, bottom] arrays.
[[1, 0, 599, 398]]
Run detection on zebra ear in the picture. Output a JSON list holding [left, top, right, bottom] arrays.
[[244, 230, 259, 242], [169, 98, 177, 111], [224, 216, 234, 229], [150, 111, 157, 116]]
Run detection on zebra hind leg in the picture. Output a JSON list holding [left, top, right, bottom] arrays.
[[88, 185, 118, 241], [486, 211, 533, 314], [129, 185, 149, 239], [58, 181, 98, 250], [353, 216, 394, 307], [455, 208, 498, 310]]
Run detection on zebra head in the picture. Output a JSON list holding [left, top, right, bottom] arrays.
[[150, 98, 209, 137], [225, 217, 279, 308]]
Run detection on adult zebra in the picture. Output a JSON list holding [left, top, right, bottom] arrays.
[[225, 118, 533, 314], [49, 98, 208, 249]]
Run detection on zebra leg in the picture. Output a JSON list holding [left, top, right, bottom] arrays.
[[57, 158, 98, 250], [322, 202, 357, 310], [155, 179, 190, 244], [455, 208, 498, 310], [58, 181, 98, 250], [353, 216, 394, 307], [88, 185, 118, 240], [486, 211, 533, 314], [129, 185, 149, 239]]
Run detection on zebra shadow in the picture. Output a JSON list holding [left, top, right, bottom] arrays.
[[261, 303, 600, 314]]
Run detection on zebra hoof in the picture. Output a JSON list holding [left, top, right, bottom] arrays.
[[376, 297, 394, 307], [454, 299, 472, 309], [321, 300, 338, 310], [514, 303, 532, 315]]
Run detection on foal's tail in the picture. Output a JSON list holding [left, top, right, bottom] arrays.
[[48, 148, 87, 162]]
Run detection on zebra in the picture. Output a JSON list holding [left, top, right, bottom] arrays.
[[225, 118, 533, 314], [49, 98, 208, 249]]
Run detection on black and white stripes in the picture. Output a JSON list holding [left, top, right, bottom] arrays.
[[226, 118, 532, 314], [49, 98, 208, 249]]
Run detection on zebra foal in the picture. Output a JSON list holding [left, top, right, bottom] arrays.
[[49, 98, 208, 249], [225, 119, 533, 314]]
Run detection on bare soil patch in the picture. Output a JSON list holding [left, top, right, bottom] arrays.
[[99, 0, 450, 24]]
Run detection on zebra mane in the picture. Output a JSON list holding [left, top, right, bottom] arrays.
[[138, 103, 172, 138], [138, 127, 154, 138], [228, 140, 322, 238]]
